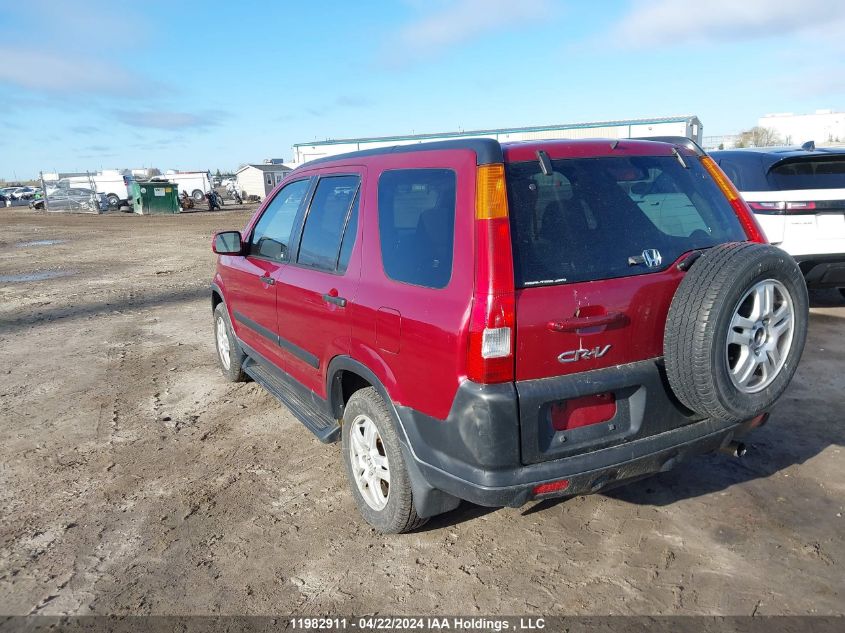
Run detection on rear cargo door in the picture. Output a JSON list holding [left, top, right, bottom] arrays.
[[506, 152, 748, 463]]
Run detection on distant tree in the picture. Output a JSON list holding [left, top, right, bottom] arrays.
[[735, 126, 782, 148], [718, 143, 725, 150], [148, 167, 162, 177], [215, 168, 222, 177]]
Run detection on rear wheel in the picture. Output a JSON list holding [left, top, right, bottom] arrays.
[[341, 387, 427, 533], [192, 189, 204, 202], [664, 242, 808, 422], [107, 194, 120, 209]]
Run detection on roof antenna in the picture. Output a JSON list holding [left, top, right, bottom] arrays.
[[537, 150, 553, 176], [801, 140, 815, 151]]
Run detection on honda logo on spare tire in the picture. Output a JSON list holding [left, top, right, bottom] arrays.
[[642, 249, 663, 268]]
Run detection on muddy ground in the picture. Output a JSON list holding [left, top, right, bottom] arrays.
[[0, 206, 843, 616]]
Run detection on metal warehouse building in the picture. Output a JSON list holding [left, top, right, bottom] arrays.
[[292, 115, 702, 165]]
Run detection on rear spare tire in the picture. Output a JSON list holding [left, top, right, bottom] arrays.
[[664, 242, 808, 422]]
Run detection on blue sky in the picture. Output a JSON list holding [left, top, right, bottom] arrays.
[[2, 0, 844, 179]]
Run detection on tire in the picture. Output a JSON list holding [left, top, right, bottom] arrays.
[[664, 242, 808, 422], [192, 189, 204, 202], [341, 387, 428, 534], [107, 194, 120, 209], [213, 303, 246, 382]]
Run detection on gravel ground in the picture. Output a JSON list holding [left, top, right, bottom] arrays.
[[0, 206, 842, 616]]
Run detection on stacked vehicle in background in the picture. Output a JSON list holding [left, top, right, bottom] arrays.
[[45, 171, 134, 209]]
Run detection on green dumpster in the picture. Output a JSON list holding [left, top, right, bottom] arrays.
[[134, 181, 180, 214]]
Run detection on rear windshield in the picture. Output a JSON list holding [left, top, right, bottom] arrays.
[[768, 157, 845, 190], [506, 155, 747, 287]]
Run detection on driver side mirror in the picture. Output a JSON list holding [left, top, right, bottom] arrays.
[[212, 231, 243, 255]]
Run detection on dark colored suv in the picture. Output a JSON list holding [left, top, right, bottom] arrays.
[[211, 138, 809, 533]]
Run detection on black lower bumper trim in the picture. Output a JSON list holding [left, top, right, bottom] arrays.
[[794, 254, 845, 288], [409, 417, 751, 508]]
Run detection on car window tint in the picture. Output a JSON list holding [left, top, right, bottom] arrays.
[[378, 169, 456, 289], [297, 175, 359, 271], [769, 157, 845, 190], [506, 156, 746, 287], [249, 179, 310, 261], [337, 192, 359, 274]]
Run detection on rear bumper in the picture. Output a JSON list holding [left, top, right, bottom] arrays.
[[794, 254, 845, 288], [395, 361, 761, 514], [402, 414, 756, 510]]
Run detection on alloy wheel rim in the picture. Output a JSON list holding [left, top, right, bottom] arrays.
[[216, 316, 231, 370], [349, 414, 390, 510], [726, 279, 795, 394]]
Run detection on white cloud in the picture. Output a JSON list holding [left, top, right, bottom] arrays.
[[114, 110, 225, 130], [390, 0, 555, 62], [0, 48, 141, 96], [610, 0, 845, 48]]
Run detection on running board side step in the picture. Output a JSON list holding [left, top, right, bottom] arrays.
[[243, 356, 341, 443]]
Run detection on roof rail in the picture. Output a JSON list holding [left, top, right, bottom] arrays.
[[637, 136, 706, 156]]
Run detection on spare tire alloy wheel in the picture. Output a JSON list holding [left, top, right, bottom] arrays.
[[727, 279, 795, 394], [664, 242, 809, 422]]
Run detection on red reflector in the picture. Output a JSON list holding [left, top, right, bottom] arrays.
[[550, 393, 616, 431], [533, 479, 570, 496], [749, 412, 770, 428]]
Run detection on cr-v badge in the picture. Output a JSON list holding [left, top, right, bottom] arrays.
[[558, 345, 612, 363]]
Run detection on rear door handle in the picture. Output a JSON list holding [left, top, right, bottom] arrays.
[[548, 311, 626, 332], [259, 275, 275, 285], [322, 293, 347, 307]]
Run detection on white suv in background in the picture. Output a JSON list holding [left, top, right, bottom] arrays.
[[711, 145, 845, 297]]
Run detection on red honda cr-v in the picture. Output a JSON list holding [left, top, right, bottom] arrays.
[[211, 137, 808, 533]]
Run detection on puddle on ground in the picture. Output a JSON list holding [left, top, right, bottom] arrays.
[[15, 240, 66, 247], [0, 270, 77, 283]]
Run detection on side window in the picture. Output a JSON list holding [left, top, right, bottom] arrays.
[[378, 169, 456, 289], [265, 173, 274, 187], [297, 175, 360, 272], [249, 178, 310, 261], [337, 192, 359, 274]]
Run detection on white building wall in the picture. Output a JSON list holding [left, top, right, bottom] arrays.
[[759, 110, 845, 146], [292, 120, 698, 165], [236, 167, 266, 199]]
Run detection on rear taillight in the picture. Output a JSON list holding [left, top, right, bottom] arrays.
[[747, 201, 817, 214], [786, 201, 816, 212], [700, 156, 767, 243], [467, 164, 515, 384]]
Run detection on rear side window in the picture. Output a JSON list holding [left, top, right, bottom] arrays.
[[378, 169, 456, 289], [506, 155, 747, 287], [297, 175, 360, 272], [768, 157, 845, 190], [337, 193, 359, 274], [250, 178, 310, 261]]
